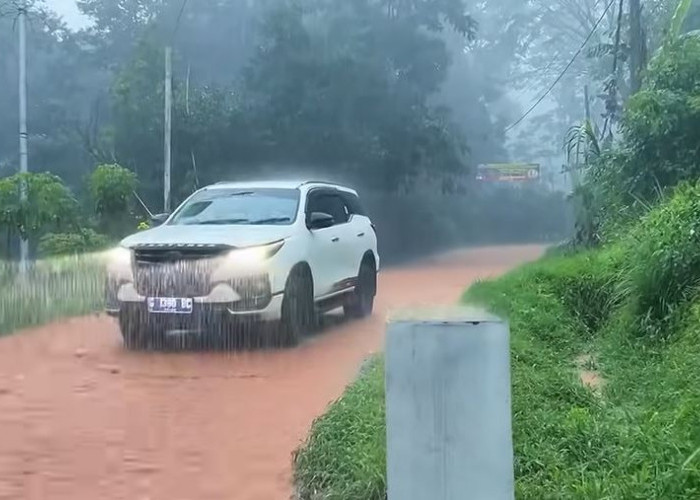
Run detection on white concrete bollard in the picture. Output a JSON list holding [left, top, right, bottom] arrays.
[[385, 307, 515, 500]]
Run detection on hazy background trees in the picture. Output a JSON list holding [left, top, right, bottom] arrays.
[[2, 0, 694, 260]]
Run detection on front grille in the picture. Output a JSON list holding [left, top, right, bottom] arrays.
[[132, 245, 231, 298]]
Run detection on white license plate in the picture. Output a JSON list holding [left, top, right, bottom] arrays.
[[147, 297, 194, 315]]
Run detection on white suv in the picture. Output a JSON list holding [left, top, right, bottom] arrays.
[[105, 180, 379, 348]]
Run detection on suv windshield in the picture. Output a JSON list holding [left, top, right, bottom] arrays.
[[168, 188, 300, 226]]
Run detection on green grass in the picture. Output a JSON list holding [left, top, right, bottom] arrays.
[[293, 357, 387, 500], [292, 184, 700, 499], [0, 254, 106, 336]]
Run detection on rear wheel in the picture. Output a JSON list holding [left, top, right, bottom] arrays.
[[344, 259, 376, 319], [279, 267, 316, 347]]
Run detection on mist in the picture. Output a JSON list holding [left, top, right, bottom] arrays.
[[0, 0, 604, 261]]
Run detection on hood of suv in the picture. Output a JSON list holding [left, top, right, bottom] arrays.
[[121, 224, 292, 249]]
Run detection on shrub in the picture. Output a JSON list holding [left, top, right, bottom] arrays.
[[88, 164, 139, 238], [532, 249, 624, 335], [620, 181, 700, 338], [38, 229, 110, 257]]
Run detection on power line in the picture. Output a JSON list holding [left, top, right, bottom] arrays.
[[505, 0, 617, 133], [172, 0, 188, 40]]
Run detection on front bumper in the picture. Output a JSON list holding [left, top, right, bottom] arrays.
[[106, 280, 284, 322]]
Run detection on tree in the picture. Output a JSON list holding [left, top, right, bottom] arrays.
[[0, 172, 80, 252], [243, 0, 476, 191], [88, 164, 138, 237]]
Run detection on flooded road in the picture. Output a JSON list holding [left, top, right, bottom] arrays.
[[0, 245, 543, 500]]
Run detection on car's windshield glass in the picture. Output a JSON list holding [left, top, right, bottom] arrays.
[[168, 188, 300, 226]]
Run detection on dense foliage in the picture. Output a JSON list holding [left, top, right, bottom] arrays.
[[567, 32, 700, 247], [603, 36, 700, 202], [38, 229, 110, 257]]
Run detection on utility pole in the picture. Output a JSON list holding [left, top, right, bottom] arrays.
[[163, 0, 187, 212], [164, 45, 172, 213], [18, 0, 29, 271], [629, 0, 644, 94]]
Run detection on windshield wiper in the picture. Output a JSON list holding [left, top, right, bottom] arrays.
[[226, 191, 254, 197], [185, 218, 250, 225], [250, 217, 292, 225]]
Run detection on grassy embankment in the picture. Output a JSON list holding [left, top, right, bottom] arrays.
[[293, 183, 700, 499], [0, 254, 105, 336]]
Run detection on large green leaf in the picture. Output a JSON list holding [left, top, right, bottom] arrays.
[[670, 0, 693, 39]]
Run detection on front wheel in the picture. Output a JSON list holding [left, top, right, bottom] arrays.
[[118, 308, 166, 350], [344, 260, 376, 319], [278, 267, 316, 347], [119, 309, 148, 350]]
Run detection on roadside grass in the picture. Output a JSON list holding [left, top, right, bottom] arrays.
[[293, 182, 700, 499], [293, 357, 387, 500], [0, 254, 106, 336]]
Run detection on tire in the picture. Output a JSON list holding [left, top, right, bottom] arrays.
[[344, 259, 376, 319], [119, 309, 148, 350], [279, 266, 316, 347]]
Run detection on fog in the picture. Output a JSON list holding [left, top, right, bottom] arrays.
[[4, 0, 666, 261]]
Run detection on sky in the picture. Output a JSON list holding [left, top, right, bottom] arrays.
[[46, 0, 89, 29]]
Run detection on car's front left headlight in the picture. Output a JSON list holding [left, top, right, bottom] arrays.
[[103, 246, 133, 281], [106, 246, 132, 266], [227, 240, 285, 266]]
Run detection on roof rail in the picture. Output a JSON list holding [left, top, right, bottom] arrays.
[[299, 180, 347, 188]]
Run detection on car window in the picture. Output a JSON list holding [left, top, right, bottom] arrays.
[[168, 188, 300, 226], [307, 192, 349, 226], [341, 192, 366, 217]]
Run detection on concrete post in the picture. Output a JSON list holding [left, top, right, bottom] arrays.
[[385, 307, 515, 500]]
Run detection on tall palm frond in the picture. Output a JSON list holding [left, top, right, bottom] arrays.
[[565, 119, 602, 170], [670, 0, 692, 40]]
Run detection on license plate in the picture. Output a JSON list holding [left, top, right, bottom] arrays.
[[147, 297, 194, 315]]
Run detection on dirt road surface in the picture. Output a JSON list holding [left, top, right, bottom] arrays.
[[0, 245, 543, 500]]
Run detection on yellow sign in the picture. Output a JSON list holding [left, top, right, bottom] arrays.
[[476, 163, 540, 182]]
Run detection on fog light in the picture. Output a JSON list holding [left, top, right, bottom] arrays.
[[230, 274, 272, 311]]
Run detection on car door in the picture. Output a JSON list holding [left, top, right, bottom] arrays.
[[304, 190, 348, 298], [341, 191, 373, 276]]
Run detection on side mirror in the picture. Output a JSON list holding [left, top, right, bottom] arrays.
[[151, 213, 170, 226], [307, 212, 334, 230]]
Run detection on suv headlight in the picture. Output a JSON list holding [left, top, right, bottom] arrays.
[[107, 246, 132, 266], [227, 240, 285, 266], [104, 246, 133, 281]]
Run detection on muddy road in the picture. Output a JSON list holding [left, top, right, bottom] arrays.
[[0, 245, 543, 500]]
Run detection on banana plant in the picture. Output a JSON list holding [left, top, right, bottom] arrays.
[[670, 0, 692, 40], [564, 119, 604, 248], [565, 119, 602, 173]]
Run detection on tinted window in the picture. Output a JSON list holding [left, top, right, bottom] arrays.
[[307, 192, 349, 225], [341, 192, 366, 216], [169, 188, 300, 226]]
